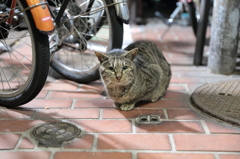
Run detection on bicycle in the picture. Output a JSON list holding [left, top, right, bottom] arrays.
[[155, 0, 200, 39], [0, 0, 129, 107]]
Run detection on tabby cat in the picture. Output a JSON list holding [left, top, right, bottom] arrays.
[[95, 41, 171, 111]]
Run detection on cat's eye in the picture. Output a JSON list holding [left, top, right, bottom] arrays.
[[108, 67, 114, 70], [122, 66, 128, 70]]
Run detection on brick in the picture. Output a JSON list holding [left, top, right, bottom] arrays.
[[48, 91, 102, 99], [219, 154, 240, 159], [75, 99, 114, 108], [167, 109, 206, 120], [187, 83, 206, 91], [0, 134, 20, 149], [205, 121, 240, 134], [170, 77, 206, 83], [22, 99, 72, 108], [168, 59, 193, 65], [205, 78, 230, 83], [171, 71, 180, 77], [132, 34, 145, 41], [168, 84, 187, 91], [43, 82, 78, 90], [89, 80, 102, 84], [174, 134, 240, 151], [0, 152, 50, 159], [78, 84, 104, 92], [137, 153, 215, 159], [167, 53, 192, 59], [18, 137, 35, 149], [103, 109, 165, 119], [64, 134, 94, 149], [179, 71, 227, 78], [0, 109, 34, 119], [35, 109, 99, 119], [163, 91, 189, 100], [54, 152, 132, 159], [97, 134, 171, 150], [141, 100, 190, 108], [171, 66, 206, 71], [136, 121, 204, 133], [0, 120, 45, 132], [73, 120, 132, 133], [36, 90, 48, 98], [53, 79, 77, 83]]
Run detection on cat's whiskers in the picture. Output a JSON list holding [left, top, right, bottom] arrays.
[[103, 80, 112, 87]]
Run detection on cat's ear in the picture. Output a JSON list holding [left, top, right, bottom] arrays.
[[124, 48, 138, 61], [94, 51, 109, 63]]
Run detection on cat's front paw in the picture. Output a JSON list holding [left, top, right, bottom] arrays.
[[119, 104, 135, 111], [114, 102, 121, 110]]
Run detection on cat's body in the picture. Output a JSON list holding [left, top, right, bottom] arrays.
[[95, 41, 171, 111]]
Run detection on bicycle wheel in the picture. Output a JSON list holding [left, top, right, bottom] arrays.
[[49, 0, 123, 83], [0, 0, 50, 107]]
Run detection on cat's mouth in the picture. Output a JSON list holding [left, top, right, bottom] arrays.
[[107, 79, 128, 85], [115, 79, 131, 85]]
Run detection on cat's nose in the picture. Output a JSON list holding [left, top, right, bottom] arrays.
[[116, 76, 122, 80]]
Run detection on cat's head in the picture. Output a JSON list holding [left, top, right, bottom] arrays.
[[95, 48, 138, 87]]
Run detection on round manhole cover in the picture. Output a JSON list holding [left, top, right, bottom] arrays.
[[31, 121, 81, 147], [191, 80, 240, 127]]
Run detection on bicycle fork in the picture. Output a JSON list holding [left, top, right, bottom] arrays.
[[8, 0, 54, 34]]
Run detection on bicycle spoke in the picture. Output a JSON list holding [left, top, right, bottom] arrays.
[[0, 0, 32, 94], [49, 0, 123, 83]]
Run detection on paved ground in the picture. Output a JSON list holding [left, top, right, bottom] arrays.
[[1, 21, 240, 159]]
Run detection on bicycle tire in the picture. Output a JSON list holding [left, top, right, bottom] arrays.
[[50, 0, 123, 83], [0, 0, 50, 107]]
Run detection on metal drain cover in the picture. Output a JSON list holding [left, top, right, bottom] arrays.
[[31, 121, 81, 147], [135, 115, 161, 124], [191, 80, 240, 126]]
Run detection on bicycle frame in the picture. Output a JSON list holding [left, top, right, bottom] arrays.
[[8, 0, 129, 34]]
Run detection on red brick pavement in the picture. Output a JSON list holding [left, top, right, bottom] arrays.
[[0, 23, 240, 159]]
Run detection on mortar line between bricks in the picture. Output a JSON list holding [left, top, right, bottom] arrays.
[[163, 109, 169, 119], [184, 83, 190, 92], [134, 108, 194, 110], [200, 120, 211, 134], [31, 110, 38, 119], [203, 78, 208, 83], [99, 109, 103, 120], [70, 99, 76, 109], [214, 154, 220, 159], [131, 119, 136, 134], [169, 134, 176, 152], [0, 132, 23, 135], [132, 152, 137, 159], [45, 90, 51, 99], [34, 118, 210, 122], [49, 151, 56, 159], [13, 133, 24, 150], [0, 118, 224, 123], [27, 132, 240, 135], [80, 132, 206, 135], [76, 84, 82, 91], [0, 132, 205, 135], [2, 149, 240, 154], [92, 134, 98, 150]]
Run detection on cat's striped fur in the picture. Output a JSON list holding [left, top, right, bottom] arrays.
[[95, 41, 171, 111]]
